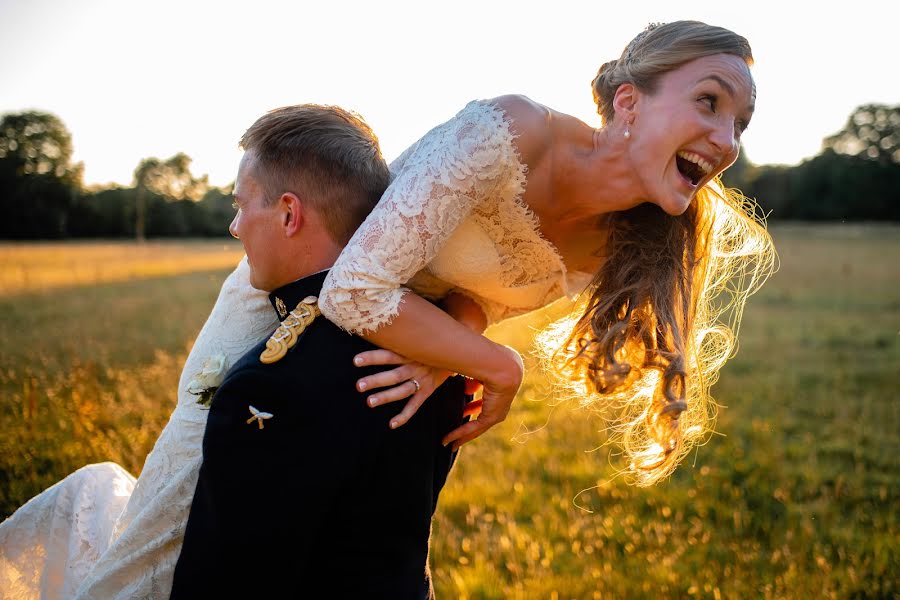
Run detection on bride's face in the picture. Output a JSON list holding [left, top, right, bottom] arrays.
[[230, 153, 284, 290], [626, 53, 755, 215]]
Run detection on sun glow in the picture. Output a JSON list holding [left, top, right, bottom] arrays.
[[1, 0, 895, 188]]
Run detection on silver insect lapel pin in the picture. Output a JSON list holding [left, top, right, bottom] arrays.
[[246, 405, 273, 429]]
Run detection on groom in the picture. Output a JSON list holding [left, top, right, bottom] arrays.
[[171, 105, 466, 599]]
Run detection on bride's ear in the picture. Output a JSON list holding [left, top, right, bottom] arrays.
[[280, 192, 304, 237], [612, 82, 639, 121]]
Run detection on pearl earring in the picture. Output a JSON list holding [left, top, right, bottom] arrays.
[[624, 117, 634, 140]]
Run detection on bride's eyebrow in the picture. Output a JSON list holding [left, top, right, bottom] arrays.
[[697, 74, 755, 115], [696, 75, 735, 99]]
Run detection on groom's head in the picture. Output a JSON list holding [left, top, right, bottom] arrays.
[[230, 105, 390, 291]]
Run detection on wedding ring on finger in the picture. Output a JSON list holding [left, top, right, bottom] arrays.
[[410, 379, 421, 393]]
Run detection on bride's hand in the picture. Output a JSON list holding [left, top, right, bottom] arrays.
[[442, 345, 524, 451], [354, 349, 453, 429]]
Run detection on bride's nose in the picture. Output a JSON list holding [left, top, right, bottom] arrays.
[[228, 217, 240, 240], [710, 118, 738, 157]]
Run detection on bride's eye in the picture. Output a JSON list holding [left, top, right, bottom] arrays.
[[231, 201, 239, 211], [699, 94, 718, 112]]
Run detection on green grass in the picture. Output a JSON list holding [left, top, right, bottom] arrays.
[[0, 265, 238, 513], [1, 229, 897, 598]]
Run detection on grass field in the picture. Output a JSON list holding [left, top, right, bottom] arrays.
[[1, 228, 897, 598]]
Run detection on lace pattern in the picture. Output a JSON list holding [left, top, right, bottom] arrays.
[[75, 257, 277, 599], [320, 99, 576, 334], [0, 258, 278, 600], [0, 463, 134, 600]]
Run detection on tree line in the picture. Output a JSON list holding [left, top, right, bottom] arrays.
[[0, 112, 233, 240], [722, 104, 900, 221], [1, 104, 898, 240]]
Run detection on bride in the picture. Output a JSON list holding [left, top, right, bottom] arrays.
[[0, 20, 774, 599]]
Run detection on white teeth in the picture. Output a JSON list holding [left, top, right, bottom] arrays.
[[677, 151, 714, 176]]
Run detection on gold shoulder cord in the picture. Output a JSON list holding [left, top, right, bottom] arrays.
[[259, 296, 320, 364]]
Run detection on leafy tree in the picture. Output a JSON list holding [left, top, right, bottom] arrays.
[[740, 164, 791, 218], [68, 187, 136, 237], [0, 111, 82, 184], [133, 153, 209, 241], [742, 150, 900, 221], [0, 111, 83, 238], [197, 185, 237, 236], [731, 104, 900, 221], [823, 104, 899, 165]]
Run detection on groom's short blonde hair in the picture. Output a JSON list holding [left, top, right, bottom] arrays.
[[239, 105, 390, 245]]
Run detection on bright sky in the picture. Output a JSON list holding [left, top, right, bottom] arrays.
[[1, 0, 896, 188]]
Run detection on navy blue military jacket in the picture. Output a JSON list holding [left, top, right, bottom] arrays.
[[171, 271, 466, 599]]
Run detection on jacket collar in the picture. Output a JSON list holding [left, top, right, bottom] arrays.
[[268, 270, 329, 322]]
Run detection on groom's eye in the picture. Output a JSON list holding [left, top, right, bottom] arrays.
[[231, 201, 239, 211]]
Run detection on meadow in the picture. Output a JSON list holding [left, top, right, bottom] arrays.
[[0, 226, 897, 598]]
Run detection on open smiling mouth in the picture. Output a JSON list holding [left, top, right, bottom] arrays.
[[675, 151, 714, 187]]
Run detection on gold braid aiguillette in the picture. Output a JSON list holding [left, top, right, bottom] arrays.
[[259, 296, 320, 364]]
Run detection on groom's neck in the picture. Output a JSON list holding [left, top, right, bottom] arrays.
[[261, 250, 342, 293]]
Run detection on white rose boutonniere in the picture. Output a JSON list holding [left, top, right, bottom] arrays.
[[186, 351, 228, 407]]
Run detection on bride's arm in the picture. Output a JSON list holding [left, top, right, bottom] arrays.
[[353, 291, 488, 414], [318, 100, 528, 446], [361, 292, 522, 448]]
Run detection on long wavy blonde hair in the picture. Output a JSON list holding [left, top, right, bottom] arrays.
[[540, 21, 777, 485]]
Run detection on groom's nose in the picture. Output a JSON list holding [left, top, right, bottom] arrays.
[[229, 216, 240, 239]]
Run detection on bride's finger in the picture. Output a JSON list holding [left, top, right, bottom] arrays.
[[464, 378, 484, 395], [442, 419, 492, 451], [389, 390, 430, 429], [366, 379, 421, 407], [357, 364, 415, 393], [353, 349, 410, 367], [463, 399, 483, 417]]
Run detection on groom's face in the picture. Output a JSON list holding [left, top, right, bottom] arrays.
[[230, 153, 284, 291]]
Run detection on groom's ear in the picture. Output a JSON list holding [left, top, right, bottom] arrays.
[[279, 192, 304, 237]]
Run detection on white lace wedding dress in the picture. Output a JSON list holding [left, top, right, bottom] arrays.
[[319, 99, 590, 332], [0, 99, 589, 600], [0, 258, 279, 600]]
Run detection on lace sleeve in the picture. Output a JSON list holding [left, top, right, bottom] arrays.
[[319, 100, 524, 334]]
